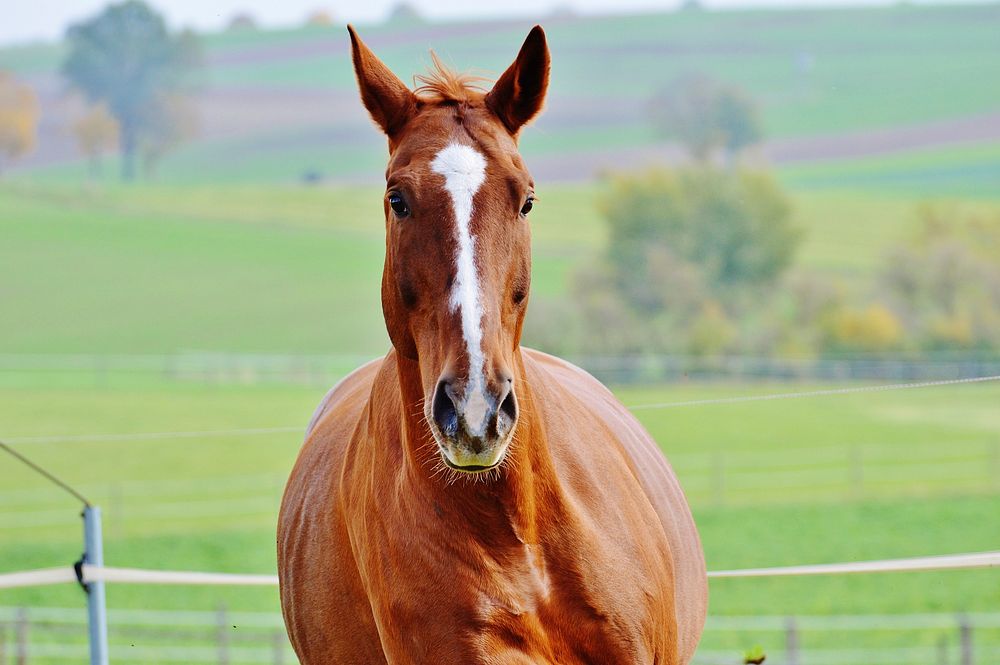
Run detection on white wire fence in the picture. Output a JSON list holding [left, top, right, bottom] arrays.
[[0, 605, 293, 665], [3, 436, 997, 538], [4, 352, 1000, 387], [2, 551, 997, 590], [3, 371, 1000, 663], [2, 605, 999, 665], [0, 554, 997, 664]]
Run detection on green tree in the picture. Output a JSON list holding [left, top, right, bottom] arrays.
[[62, 1, 201, 181], [714, 86, 761, 158], [601, 167, 799, 307], [649, 74, 763, 163], [567, 166, 800, 357], [386, 3, 424, 24]]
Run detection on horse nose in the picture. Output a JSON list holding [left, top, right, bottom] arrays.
[[432, 377, 518, 451], [432, 379, 461, 440]]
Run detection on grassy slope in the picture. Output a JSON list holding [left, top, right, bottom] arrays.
[[4, 180, 1000, 356], [4, 4, 1000, 188], [781, 141, 1000, 199], [0, 181, 605, 354], [190, 5, 1000, 136]]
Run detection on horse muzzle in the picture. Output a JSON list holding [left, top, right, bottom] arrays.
[[430, 376, 517, 472]]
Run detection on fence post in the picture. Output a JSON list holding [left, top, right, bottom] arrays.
[[785, 616, 799, 665], [272, 629, 285, 665], [83, 506, 110, 665], [217, 604, 230, 665], [959, 614, 973, 665], [15, 607, 27, 665]]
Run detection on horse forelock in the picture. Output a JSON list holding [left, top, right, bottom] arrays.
[[414, 51, 491, 103]]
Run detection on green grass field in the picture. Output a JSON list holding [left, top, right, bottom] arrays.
[[1, 375, 998, 662], [3, 170, 1000, 661], [228, 4, 1000, 138], [3, 179, 998, 362], [2, 4, 1000, 661]]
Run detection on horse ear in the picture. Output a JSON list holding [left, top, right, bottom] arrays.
[[348, 25, 417, 137], [486, 25, 550, 136]]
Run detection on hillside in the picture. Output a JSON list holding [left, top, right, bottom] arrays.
[[2, 3, 999, 184]]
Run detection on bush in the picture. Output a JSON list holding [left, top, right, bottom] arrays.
[[821, 304, 903, 353], [878, 206, 1000, 351], [600, 166, 799, 306], [687, 301, 737, 356], [565, 165, 800, 356]]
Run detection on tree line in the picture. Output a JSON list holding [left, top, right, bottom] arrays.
[[0, 0, 201, 181], [524, 74, 1000, 359]]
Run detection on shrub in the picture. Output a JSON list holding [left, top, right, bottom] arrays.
[[878, 206, 1000, 350], [822, 303, 903, 353], [599, 166, 799, 307]]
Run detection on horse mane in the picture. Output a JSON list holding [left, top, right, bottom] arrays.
[[413, 51, 491, 102]]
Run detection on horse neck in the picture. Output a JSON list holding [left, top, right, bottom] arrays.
[[394, 350, 557, 543]]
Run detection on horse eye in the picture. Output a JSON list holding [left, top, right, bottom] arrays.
[[388, 192, 410, 218], [520, 197, 534, 216]]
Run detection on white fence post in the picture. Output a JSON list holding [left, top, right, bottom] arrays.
[[959, 613, 973, 665], [217, 604, 230, 665], [785, 616, 800, 665], [83, 506, 109, 665], [15, 607, 27, 665]]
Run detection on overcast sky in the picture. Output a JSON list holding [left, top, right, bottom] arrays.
[[1, 0, 984, 48]]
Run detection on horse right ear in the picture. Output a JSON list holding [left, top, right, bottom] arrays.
[[348, 25, 417, 137]]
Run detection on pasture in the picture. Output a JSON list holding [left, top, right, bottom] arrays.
[[2, 168, 999, 655], [2, 3, 1000, 661], [2, 373, 999, 662], [2, 174, 1000, 664], [4, 180, 1000, 358]]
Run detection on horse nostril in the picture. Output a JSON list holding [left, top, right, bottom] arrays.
[[498, 388, 518, 432], [432, 380, 459, 438]]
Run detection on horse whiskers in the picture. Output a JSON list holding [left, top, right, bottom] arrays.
[[400, 395, 529, 487]]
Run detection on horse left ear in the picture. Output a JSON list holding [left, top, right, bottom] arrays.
[[486, 25, 550, 136]]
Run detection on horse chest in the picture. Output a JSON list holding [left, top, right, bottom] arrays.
[[368, 531, 663, 665], [475, 572, 656, 664]]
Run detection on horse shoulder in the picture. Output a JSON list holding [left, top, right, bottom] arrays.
[[521, 348, 708, 663], [278, 356, 388, 664]]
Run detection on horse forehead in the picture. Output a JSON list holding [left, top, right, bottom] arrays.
[[390, 109, 522, 186], [430, 142, 487, 190]]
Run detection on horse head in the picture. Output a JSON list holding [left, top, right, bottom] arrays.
[[349, 26, 550, 473]]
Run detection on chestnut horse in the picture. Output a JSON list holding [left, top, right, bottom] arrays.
[[278, 25, 707, 664]]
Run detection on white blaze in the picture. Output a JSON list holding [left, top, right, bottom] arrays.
[[431, 142, 490, 436]]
